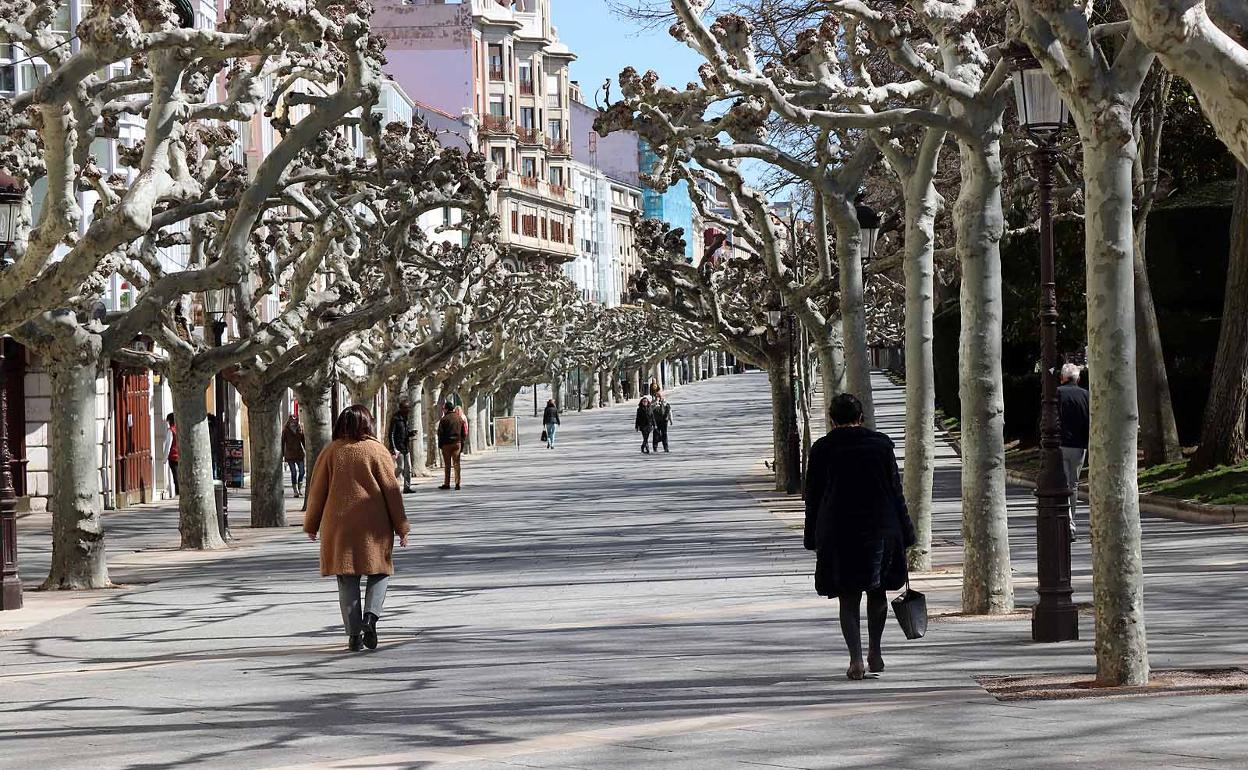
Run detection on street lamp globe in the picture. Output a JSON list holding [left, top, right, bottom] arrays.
[[765, 291, 784, 328], [1007, 45, 1069, 138], [855, 199, 881, 264]]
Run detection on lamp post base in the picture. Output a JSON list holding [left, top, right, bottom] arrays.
[[1032, 601, 1080, 642]]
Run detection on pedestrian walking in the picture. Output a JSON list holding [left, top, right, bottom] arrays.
[[303, 405, 410, 652], [804, 393, 915, 681], [542, 399, 561, 449], [282, 413, 306, 497], [388, 400, 417, 493], [1058, 362, 1090, 540], [164, 413, 179, 498], [651, 392, 673, 453], [437, 401, 468, 490], [635, 396, 656, 453]]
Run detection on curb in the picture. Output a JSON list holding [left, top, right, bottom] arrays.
[[1004, 470, 1243, 525]]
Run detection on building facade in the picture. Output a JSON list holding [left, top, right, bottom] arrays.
[[639, 141, 697, 262], [373, 0, 579, 267]]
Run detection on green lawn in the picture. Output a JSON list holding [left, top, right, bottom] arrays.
[[1003, 447, 1248, 506]]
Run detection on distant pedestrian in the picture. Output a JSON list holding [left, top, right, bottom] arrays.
[[164, 413, 179, 498], [542, 399, 561, 449], [804, 393, 915, 681], [303, 405, 410, 652], [388, 400, 417, 493], [1058, 363, 1090, 540], [651, 392, 673, 453], [437, 401, 468, 490], [635, 396, 656, 454], [282, 413, 306, 497]]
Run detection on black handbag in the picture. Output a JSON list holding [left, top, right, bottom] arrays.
[[540, 429, 548, 442], [891, 583, 928, 640]]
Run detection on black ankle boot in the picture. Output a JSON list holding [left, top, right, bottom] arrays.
[[362, 613, 379, 650], [348, 633, 363, 652]]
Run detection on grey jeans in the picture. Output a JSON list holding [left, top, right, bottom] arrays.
[[395, 450, 412, 489], [1061, 447, 1086, 534], [336, 574, 390, 636]]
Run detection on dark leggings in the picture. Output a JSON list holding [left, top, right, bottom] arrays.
[[839, 588, 888, 662]]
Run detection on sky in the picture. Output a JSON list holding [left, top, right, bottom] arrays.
[[551, 1, 705, 104]]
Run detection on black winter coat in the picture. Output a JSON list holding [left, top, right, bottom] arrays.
[[635, 404, 655, 432], [803, 426, 915, 597], [542, 405, 561, 425]]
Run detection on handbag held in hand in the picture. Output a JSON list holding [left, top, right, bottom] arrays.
[[891, 584, 928, 640]]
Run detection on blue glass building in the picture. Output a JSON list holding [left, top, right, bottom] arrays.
[[639, 142, 696, 261]]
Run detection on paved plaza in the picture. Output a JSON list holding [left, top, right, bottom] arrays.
[[2, 373, 1247, 769]]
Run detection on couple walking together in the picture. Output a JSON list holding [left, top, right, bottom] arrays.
[[634, 391, 673, 453], [386, 399, 470, 492]]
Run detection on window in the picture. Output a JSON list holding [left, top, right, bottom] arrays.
[[519, 62, 533, 94], [541, 218, 548, 240], [519, 106, 535, 129], [491, 148, 507, 171], [547, 118, 563, 140], [511, 209, 519, 234], [522, 157, 537, 178], [488, 98, 505, 117], [488, 44, 504, 80], [546, 74, 561, 108], [548, 166, 564, 187]]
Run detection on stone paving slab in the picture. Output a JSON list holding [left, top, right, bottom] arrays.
[[0, 371, 1245, 770]]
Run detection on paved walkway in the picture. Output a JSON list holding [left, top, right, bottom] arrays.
[[2, 372, 1246, 769]]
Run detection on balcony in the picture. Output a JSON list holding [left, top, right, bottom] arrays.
[[519, 80, 535, 95], [546, 137, 571, 156], [497, 171, 576, 206], [482, 115, 514, 135], [517, 126, 543, 145], [489, 66, 505, 81]]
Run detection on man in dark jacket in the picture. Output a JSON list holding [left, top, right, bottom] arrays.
[[388, 400, 416, 493], [1058, 363, 1090, 540], [651, 392, 673, 453], [805, 393, 915, 680], [436, 401, 468, 490]]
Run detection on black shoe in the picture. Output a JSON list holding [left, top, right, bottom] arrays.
[[455, 484, 461, 490], [348, 634, 363, 652], [403, 487, 414, 494], [438, 484, 450, 490], [362, 613, 378, 650]]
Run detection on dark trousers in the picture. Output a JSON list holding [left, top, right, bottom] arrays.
[[640, 429, 651, 452], [838, 588, 888, 662], [336, 574, 389, 636], [168, 460, 179, 495], [652, 425, 669, 452]]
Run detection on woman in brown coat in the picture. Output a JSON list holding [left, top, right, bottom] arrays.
[[304, 405, 410, 651]]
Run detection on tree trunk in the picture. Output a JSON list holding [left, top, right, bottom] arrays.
[[1133, 235, 1182, 465], [246, 393, 285, 528], [1083, 133, 1149, 687], [475, 396, 489, 450], [294, 367, 333, 480], [42, 349, 111, 589], [1191, 163, 1248, 471], [422, 379, 440, 468], [813, 330, 847, 430], [954, 138, 1013, 614], [407, 379, 431, 476], [585, 367, 599, 409], [169, 375, 225, 550], [766, 353, 794, 492], [901, 143, 942, 572], [829, 209, 875, 428]]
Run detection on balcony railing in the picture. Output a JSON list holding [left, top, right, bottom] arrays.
[[546, 137, 571, 155], [517, 127, 543, 145], [519, 80, 535, 95], [482, 115, 514, 135], [549, 183, 568, 197], [497, 171, 576, 205], [519, 174, 540, 189], [489, 66, 505, 81]]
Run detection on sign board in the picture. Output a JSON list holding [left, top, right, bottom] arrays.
[[493, 416, 519, 450], [225, 438, 245, 488]]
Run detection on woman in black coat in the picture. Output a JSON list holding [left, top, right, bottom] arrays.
[[804, 393, 916, 680], [634, 397, 656, 453]]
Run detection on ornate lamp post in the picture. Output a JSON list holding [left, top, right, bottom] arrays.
[[855, 198, 881, 266], [1009, 45, 1078, 643], [0, 181, 24, 610], [203, 290, 231, 541]]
